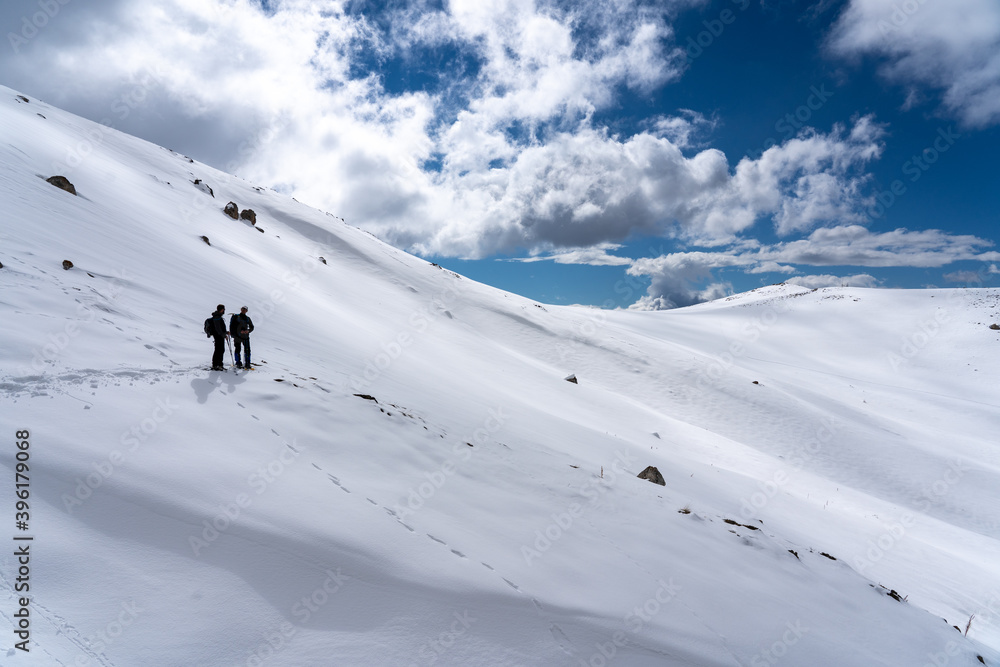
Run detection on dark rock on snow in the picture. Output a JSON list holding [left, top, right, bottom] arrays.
[[224, 202, 239, 219], [193, 179, 214, 197], [62, 260, 74, 270], [637, 466, 665, 486], [240, 209, 257, 225], [46, 175, 76, 195]]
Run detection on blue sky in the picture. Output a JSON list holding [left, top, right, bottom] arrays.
[[3, 0, 999, 307], [434, 0, 1000, 306]]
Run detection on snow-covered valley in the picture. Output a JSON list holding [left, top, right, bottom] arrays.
[[2, 85, 999, 666]]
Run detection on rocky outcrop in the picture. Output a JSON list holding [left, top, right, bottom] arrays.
[[637, 466, 665, 486], [224, 202, 239, 219], [46, 175, 76, 195], [240, 209, 257, 225], [193, 179, 214, 197]]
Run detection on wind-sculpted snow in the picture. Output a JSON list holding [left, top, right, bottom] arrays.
[[1, 85, 999, 666]]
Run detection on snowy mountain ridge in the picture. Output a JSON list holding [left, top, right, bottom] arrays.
[[1, 85, 1000, 666]]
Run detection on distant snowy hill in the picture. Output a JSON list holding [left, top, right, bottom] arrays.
[[2, 84, 999, 666]]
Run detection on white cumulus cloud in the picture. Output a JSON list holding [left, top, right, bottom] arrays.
[[828, 0, 1000, 128], [626, 226, 996, 309]]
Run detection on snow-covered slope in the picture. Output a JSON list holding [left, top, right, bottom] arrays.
[[2, 85, 999, 666]]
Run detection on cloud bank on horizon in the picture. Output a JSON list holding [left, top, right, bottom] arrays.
[[3, 0, 999, 308]]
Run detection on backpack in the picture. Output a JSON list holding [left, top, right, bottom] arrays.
[[204, 317, 214, 338]]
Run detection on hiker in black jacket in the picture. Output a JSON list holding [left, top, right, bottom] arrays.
[[209, 304, 229, 370], [229, 306, 254, 368]]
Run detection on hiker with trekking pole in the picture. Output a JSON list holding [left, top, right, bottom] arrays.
[[229, 306, 254, 369]]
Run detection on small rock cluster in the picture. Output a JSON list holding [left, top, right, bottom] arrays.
[[223, 201, 257, 226]]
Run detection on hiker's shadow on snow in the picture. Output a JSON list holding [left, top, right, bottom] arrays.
[[191, 370, 246, 404]]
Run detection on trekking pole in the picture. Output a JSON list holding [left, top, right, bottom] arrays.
[[226, 336, 235, 367]]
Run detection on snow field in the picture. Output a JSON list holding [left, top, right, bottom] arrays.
[[2, 85, 999, 665]]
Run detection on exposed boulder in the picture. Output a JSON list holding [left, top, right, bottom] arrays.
[[637, 466, 665, 486], [201, 236, 211, 246], [990, 324, 999, 330], [16, 95, 29, 103], [62, 260, 74, 270], [46, 175, 76, 195], [224, 202, 239, 219], [564, 374, 578, 384], [193, 179, 214, 197], [240, 209, 257, 225]]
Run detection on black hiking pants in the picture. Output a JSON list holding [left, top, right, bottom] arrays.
[[212, 335, 226, 368]]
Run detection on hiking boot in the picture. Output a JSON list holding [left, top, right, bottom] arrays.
[[235, 362, 244, 368]]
